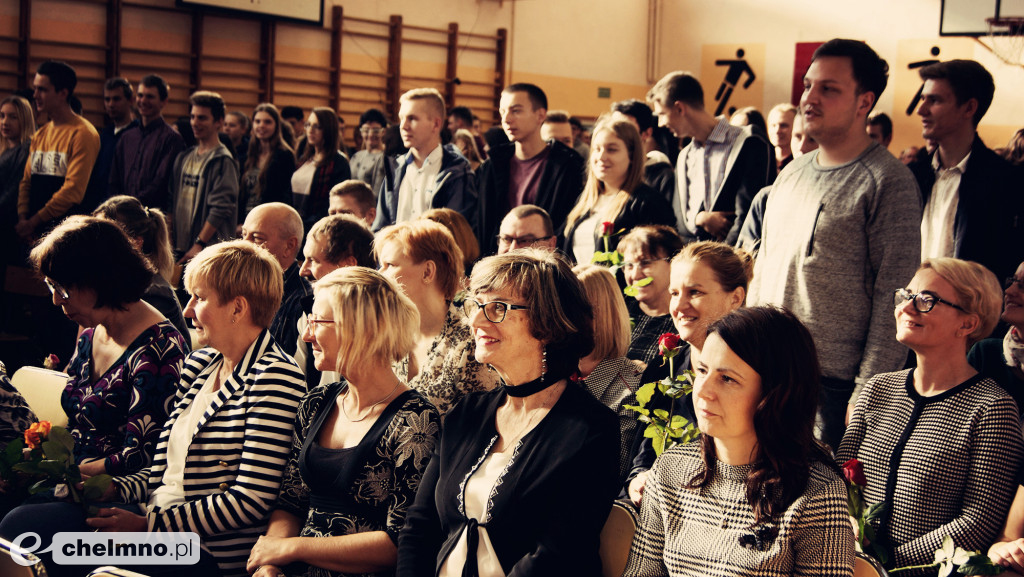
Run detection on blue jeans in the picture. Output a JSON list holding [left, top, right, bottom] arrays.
[[0, 501, 222, 577]]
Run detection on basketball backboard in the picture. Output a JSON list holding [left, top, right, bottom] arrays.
[[941, 0, 1024, 35]]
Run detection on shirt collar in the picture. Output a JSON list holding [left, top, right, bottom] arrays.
[[405, 144, 443, 168], [932, 149, 971, 174]]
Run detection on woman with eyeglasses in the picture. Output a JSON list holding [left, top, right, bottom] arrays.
[[397, 249, 620, 577], [838, 258, 1023, 571], [624, 306, 854, 577], [241, 103, 296, 221], [246, 267, 440, 577], [292, 107, 352, 232], [562, 116, 674, 265], [27, 216, 188, 479], [375, 220, 497, 415], [350, 108, 388, 195], [969, 261, 1024, 412]]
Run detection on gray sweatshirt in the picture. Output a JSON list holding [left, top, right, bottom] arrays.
[[749, 142, 921, 386]]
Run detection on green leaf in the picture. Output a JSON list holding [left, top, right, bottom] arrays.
[[623, 285, 639, 297], [865, 501, 888, 521], [607, 251, 623, 265], [37, 459, 66, 477], [652, 409, 669, 420], [41, 440, 70, 465], [635, 277, 653, 287], [83, 474, 113, 502], [48, 426, 75, 454], [12, 461, 45, 475], [635, 382, 657, 406], [28, 479, 53, 495]]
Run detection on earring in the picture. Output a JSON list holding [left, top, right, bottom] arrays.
[[541, 347, 547, 382]]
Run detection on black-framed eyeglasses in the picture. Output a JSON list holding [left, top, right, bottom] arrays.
[[894, 288, 966, 314], [303, 123, 322, 131], [43, 278, 69, 300], [461, 299, 529, 323], [622, 257, 670, 272], [1005, 276, 1024, 290], [496, 234, 553, 247]]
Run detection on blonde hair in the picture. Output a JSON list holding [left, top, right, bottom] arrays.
[[675, 241, 754, 299], [573, 264, 630, 360], [453, 128, 482, 164], [565, 116, 645, 230], [399, 88, 445, 119], [421, 207, 480, 272], [314, 267, 419, 371], [0, 96, 35, 149], [375, 220, 464, 300], [184, 240, 284, 328], [919, 258, 1003, 346]]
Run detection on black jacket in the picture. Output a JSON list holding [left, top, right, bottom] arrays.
[[909, 135, 1024, 282], [561, 183, 676, 262], [477, 140, 586, 254], [397, 384, 619, 577]]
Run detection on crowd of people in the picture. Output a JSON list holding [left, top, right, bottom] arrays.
[[1, 33, 1024, 577]]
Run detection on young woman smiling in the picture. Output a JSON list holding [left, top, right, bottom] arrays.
[[562, 116, 673, 264]]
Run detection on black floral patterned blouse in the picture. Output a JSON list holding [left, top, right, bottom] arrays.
[[274, 381, 441, 577], [394, 303, 499, 415]]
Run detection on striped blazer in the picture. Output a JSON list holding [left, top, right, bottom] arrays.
[[113, 329, 305, 577]]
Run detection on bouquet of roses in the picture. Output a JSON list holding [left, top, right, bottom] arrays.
[[0, 420, 111, 512], [624, 333, 700, 455]]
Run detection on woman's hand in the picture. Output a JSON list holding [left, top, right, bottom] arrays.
[[251, 564, 286, 577], [990, 539, 1024, 574], [247, 535, 295, 574], [85, 508, 147, 532], [78, 459, 107, 478], [628, 470, 650, 506]]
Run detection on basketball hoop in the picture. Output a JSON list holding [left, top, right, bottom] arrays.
[[983, 17, 1024, 67]]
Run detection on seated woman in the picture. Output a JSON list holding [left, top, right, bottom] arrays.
[[93, 195, 190, 343], [397, 249, 620, 577], [0, 240, 306, 577], [562, 117, 674, 264], [30, 216, 188, 477], [573, 263, 642, 483], [624, 306, 854, 577], [619, 225, 685, 373], [839, 258, 1023, 570], [246, 267, 441, 577], [969, 259, 1024, 411], [376, 220, 498, 415], [624, 240, 752, 504], [292, 107, 351, 232]]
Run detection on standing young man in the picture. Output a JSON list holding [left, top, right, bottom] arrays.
[[17, 60, 100, 242], [750, 39, 921, 451], [171, 91, 238, 264]]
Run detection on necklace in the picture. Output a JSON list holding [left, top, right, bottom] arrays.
[[339, 380, 401, 422]]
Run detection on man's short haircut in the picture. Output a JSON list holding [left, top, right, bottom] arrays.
[[37, 60, 77, 96], [503, 83, 548, 111], [189, 90, 226, 121], [329, 180, 375, 214], [280, 105, 304, 122], [184, 240, 284, 329], [314, 267, 419, 370], [647, 71, 704, 110], [359, 107, 388, 127], [612, 99, 656, 133], [769, 103, 798, 119], [544, 110, 571, 124], [867, 111, 893, 141], [308, 214, 375, 268], [104, 77, 132, 100], [140, 74, 170, 101], [812, 39, 888, 109], [504, 204, 554, 237], [227, 110, 250, 130], [918, 59, 995, 126], [375, 220, 465, 300], [568, 116, 584, 130], [400, 88, 446, 119], [30, 216, 156, 310], [449, 105, 474, 126]]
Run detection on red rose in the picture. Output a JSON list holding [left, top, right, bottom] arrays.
[[600, 221, 614, 236], [842, 458, 867, 486], [658, 333, 683, 356], [43, 353, 60, 370], [24, 421, 52, 450]]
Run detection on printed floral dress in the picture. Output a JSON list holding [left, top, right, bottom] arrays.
[[275, 381, 441, 577]]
